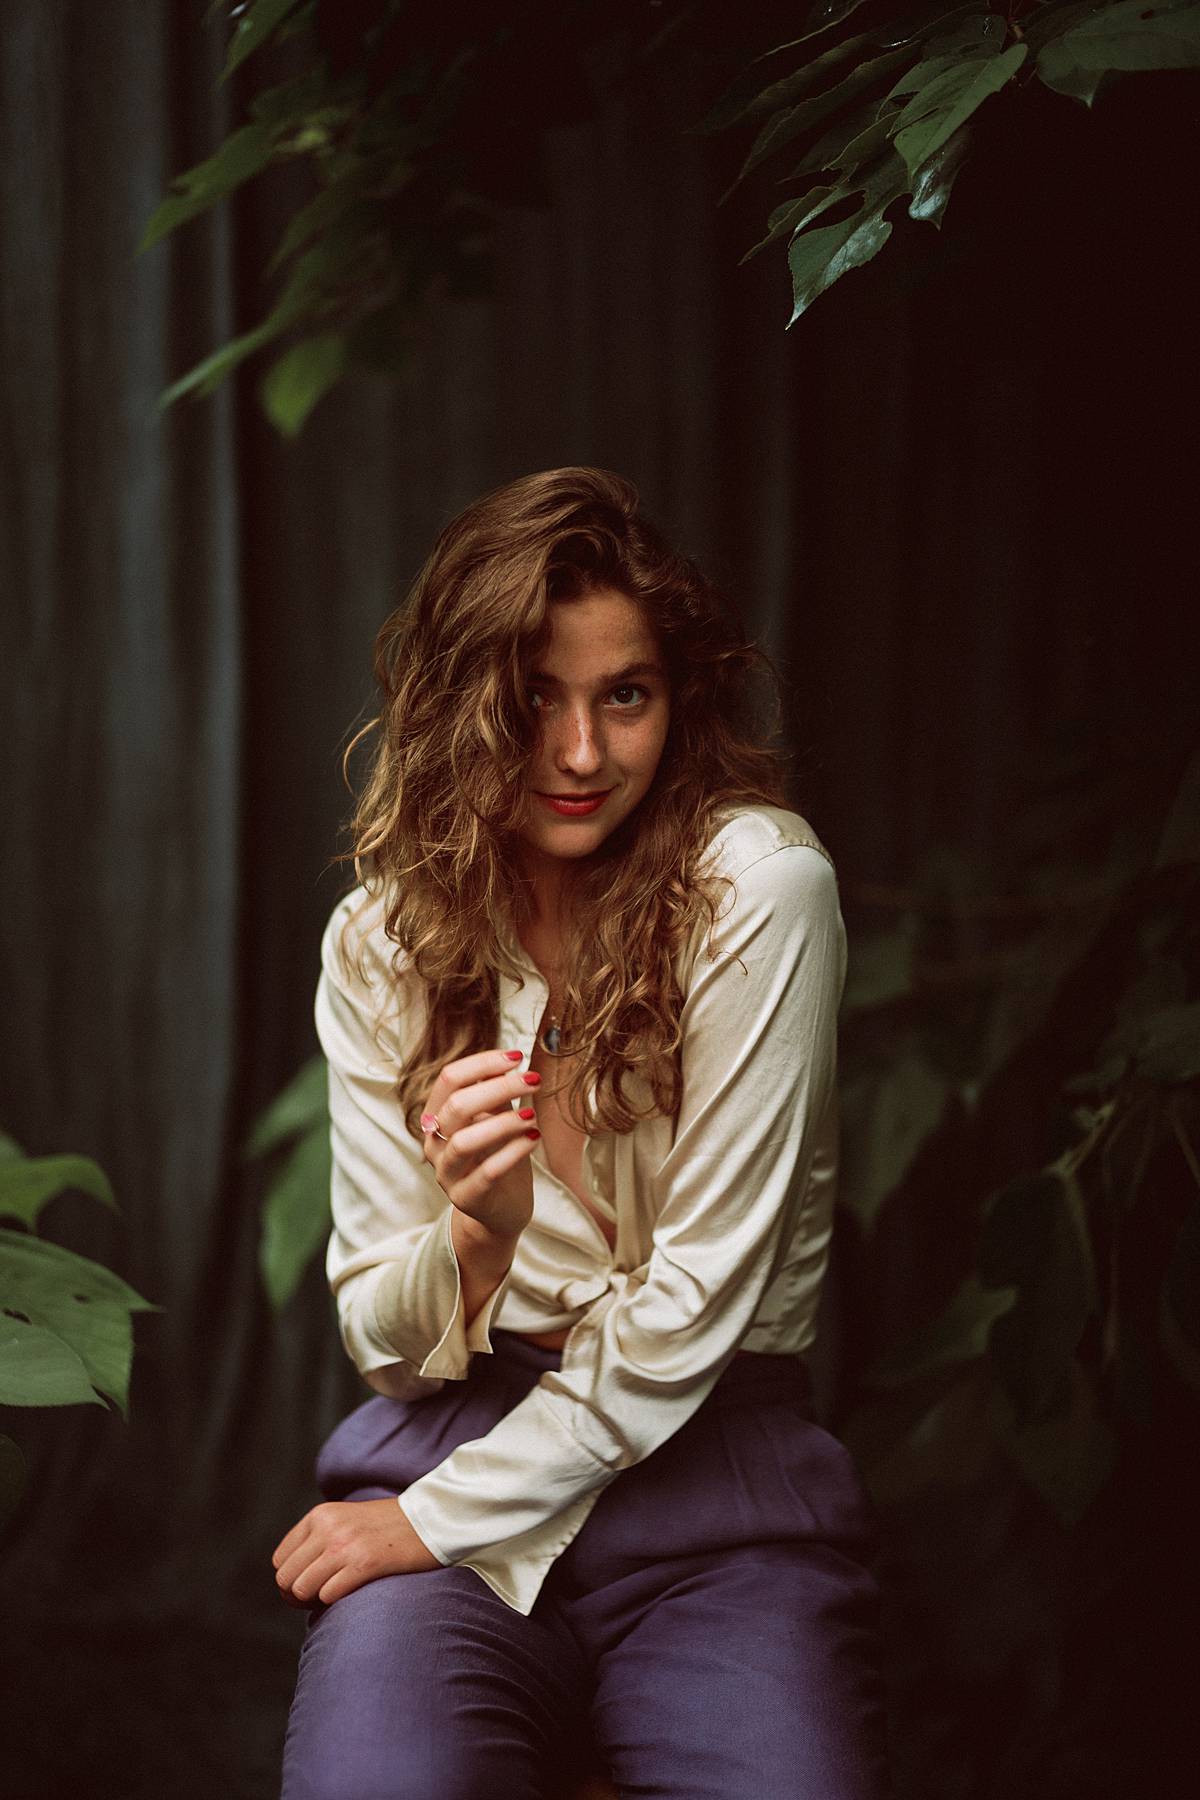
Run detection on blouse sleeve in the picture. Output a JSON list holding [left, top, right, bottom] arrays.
[[397, 842, 847, 1594], [316, 894, 516, 1402]]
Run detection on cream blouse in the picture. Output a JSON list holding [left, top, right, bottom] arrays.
[[316, 802, 848, 1616]]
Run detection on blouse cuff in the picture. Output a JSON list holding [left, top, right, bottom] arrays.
[[369, 1206, 513, 1380], [399, 1482, 600, 1616]]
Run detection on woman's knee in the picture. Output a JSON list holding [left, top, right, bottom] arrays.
[[289, 1741, 535, 1800], [282, 1567, 583, 1800]]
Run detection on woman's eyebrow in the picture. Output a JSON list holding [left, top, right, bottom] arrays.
[[527, 660, 665, 687]]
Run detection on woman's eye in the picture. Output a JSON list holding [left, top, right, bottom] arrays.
[[526, 685, 649, 711]]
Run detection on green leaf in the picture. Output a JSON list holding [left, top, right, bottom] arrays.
[[0, 1154, 117, 1231], [862, 1275, 1018, 1389], [0, 1228, 159, 1420], [1036, 42, 1113, 103], [222, 0, 306, 81], [1056, 0, 1200, 71], [728, 47, 913, 194], [892, 44, 1027, 183], [698, 3, 995, 141], [259, 1123, 332, 1310], [695, 25, 885, 137], [0, 1433, 26, 1529], [139, 123, 275, 252], [775, 0, 946, 61], [791, 111, 897, 184], [907, 123, 973, 226], [786, 151, 913, 324], [1019, 0, 1114, 56], [247, 68, 330, 129], [266, 161, 410, 275], [885, 49, 977, 101], [790, 0, 876, 45], [243, 1055, 329, 1160], [260, 333, 347, 436], [1036, 0, 1200, 101], [839, 917, 917, 1011], [164, 204, 383, 408], [979, 1170, 1097, 1426], [838, 1044, 948, 1231], [158, 307, 294, 409], [1093, 999, 1200, 1087], [919, 9, 1011, 58], [844, 1364, 999, 1505], [740, 190, 832, 266], [1135, 1003, 1200, 1084], [990, 1360, 1116, 1526], [0, 1321, 103, 1409], [692, 0, 882, 135], [1154, 748, 1200, 869]]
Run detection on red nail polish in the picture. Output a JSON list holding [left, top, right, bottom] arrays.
[[525, 1128, 540, 1139], [522, 1072, 541, 1085], [518, 1106, 536, 1120], [504, 1050, 523, 1061]]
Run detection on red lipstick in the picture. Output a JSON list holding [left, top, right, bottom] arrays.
[[536, 790, 612, 817]]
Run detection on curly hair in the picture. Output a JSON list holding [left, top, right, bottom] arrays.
[[329, 465, 799, 1141]]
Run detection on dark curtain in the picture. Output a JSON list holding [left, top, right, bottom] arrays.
[[2, 3, 1196, 1795]]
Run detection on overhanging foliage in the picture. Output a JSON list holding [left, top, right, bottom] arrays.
[[142, 0, 1200, 434]]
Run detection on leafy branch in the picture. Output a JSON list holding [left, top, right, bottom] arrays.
[[836, 733, 1200, 1526], [0, 1134, 160, 1530], [141, 0, 680, 433], [242, 1053, 331, 1311], [696, 0, 1200, 323], [142, 0, 1200, 434]]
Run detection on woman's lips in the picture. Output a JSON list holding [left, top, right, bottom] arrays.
[[535, 790, 612, 816]]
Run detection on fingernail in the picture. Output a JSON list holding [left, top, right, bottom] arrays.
[[522, 1072, 541, 1086], [504, 1049, 523, 1061], [525, 1128, 540, 1139], [518, 1106, 536, 1120]]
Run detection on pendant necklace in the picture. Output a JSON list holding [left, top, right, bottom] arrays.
[[538, 966, 569, 1057], [539, 993, 567, 1056]]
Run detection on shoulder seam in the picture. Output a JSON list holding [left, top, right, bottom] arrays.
[[728, 837, 836, 884], [707, 806, 835, 872]]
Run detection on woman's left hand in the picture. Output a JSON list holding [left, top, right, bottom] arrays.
[[272, 1498, 442, 1608]]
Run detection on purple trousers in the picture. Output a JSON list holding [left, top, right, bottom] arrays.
[[281, 1330, 891, 1799]]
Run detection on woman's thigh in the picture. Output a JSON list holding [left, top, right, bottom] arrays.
[[547, 1374, 891, 1798], [281, 1549, 592, 1800], [588, 1540, 891, 1800]]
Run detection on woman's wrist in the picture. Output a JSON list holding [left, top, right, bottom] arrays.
[[450, 1207, 521, 1328], [451, 1207, 524, 1261]]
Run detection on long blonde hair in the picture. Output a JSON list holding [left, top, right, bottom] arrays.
[[331, 466, 797, 1140]]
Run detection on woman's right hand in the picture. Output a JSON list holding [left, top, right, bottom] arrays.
[[420, 1050, 541, 1241]]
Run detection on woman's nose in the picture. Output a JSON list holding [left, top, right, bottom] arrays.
[[552, 709, 605, 768]]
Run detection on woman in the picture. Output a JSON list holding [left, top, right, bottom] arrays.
[[275, 467, 890, 1798]]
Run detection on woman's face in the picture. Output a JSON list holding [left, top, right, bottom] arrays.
[[516, 587, 670, 878]]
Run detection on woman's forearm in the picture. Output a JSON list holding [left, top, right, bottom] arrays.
[[450, 1207, 521, 1329]]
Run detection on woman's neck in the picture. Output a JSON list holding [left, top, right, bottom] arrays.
[[514, 854, 572, 939], [518, 915, 564, 986]]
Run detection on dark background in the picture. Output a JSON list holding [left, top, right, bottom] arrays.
[[2, 3, 1197, 1796]]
